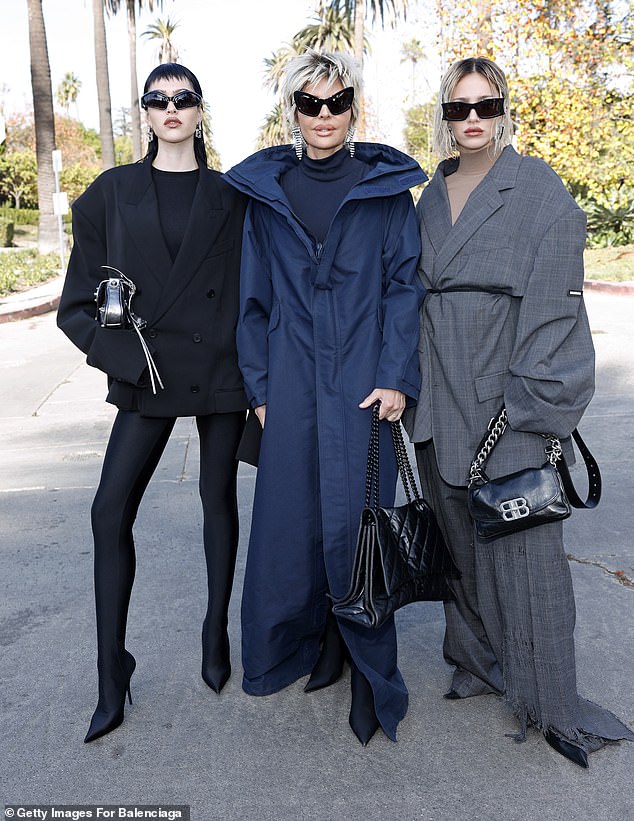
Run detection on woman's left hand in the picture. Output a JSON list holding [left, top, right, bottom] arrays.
[[359, 388, 406, 421]]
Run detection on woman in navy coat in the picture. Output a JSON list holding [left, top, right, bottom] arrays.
[[58, 63, 247, 742], [225, 50, 425, 745]]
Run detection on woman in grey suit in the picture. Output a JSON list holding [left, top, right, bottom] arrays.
[[406, 57, 633, 766]]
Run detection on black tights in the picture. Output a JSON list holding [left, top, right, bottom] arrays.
[[90, 410, 244, 678]]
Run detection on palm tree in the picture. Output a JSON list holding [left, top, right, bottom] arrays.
[[56, 72, 82, 116], [26, 0, 57, 253], [107, 0, 163, 160], [93, 0, 116, 169], [142, 15, 180, 63], [258, 4, 359, 147], [328, 0, 409, 137], [328, 0, 409, 67]]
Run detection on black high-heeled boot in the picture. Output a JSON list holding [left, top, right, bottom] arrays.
[[544, 729, 589, 768], [202, 616, 231, 694], [84, 650, 136, 743], [349, 664, 380, 746], [304, 611, 349, 693]]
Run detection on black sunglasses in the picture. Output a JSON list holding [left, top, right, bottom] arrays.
[[141, 90, 203, 110], [293, 87, 354, 117], [441, 98, 504, 121]]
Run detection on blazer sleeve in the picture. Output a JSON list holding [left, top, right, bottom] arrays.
[[505, 207, 595, 437], [57, 194, 152, 386], [236, 200, 273, 408], [374, 192, 425, 401]]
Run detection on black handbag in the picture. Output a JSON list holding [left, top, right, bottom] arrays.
[[331, 403, 459, 629], [467, 407, 601, 542], [94, 265, 164, 394]]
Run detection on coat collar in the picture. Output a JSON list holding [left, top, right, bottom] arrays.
[[119, 159, 229, 323], [224, 142, 427, 212], [422, 145, 521, 277]]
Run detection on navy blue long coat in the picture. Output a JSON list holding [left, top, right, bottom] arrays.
[[225, 143, 426, 740]]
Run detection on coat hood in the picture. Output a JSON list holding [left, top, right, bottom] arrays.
[[224, 142, 427, 205]]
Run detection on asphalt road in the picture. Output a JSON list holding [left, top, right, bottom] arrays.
[[1, 291, 632, 821]]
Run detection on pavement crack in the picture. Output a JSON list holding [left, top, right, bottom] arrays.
[[567, 553, 634, 587]]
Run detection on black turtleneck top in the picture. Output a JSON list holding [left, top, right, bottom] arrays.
[[281, 147, 367, 243], [151, 167, 199, 262]]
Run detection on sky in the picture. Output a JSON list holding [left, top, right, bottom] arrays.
[[0, 0, 440, 171]]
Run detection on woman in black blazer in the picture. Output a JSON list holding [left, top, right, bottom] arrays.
[[58, 63, 247, 742]]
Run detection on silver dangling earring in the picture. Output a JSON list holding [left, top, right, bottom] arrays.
[[195, 122, 202, 139], [147, 126, 154, 142], [345, 126, 356, 158], [448, 126, 457, 151], [292, 126, 304, 160]]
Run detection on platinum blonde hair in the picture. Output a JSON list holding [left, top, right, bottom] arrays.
[[282, 48, 363, 129], [433, 57, 514, 160]]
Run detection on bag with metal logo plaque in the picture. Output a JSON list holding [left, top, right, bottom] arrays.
[[94, 265, 164, 395], [467, 407, 601, 542]]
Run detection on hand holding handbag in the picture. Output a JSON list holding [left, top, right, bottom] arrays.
[[467, 407, 601, 542], [331, 403, 459, 629], [94, 265, 164, 395]]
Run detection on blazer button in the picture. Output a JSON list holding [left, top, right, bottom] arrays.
[[190, 384, 200, 394], [148, 329, 157, 339], [192, 332, 202, 343], [206, 289, 215, 298]]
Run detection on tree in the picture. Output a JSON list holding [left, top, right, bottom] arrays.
[[327, 0, 409, 66], [56, 72, 82, 116], [0, 150, 38, 208], [258, 4, 360, 147], [142, 15, 180, 63], [431, 0, 634, 210], [93, 0, 116, 169], [326, 0, 410, 136], [26, 0, 57, 252]]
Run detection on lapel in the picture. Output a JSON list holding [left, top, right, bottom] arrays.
[[152, 168, 229, 322], [119, 160, 172, 291], [427, 146, 522, 279], [119, 160, 229, 324]]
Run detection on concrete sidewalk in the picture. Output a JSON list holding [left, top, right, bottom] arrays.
[[0, 293, 632, 821]]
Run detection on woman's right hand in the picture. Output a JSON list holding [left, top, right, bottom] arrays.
[[255, 405, 266, 428]]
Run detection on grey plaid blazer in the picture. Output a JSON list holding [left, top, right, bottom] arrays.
[[404, 146, 595, 486]]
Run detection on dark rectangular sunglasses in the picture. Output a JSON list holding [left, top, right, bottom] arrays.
[[294, 87, 354, 117], [141, 90, 202, 110], [441, 98, 504, 121]]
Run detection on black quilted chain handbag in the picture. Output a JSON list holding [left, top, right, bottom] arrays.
[[94, 265, 164, 395], [331, 403, 459, 629], [467, 407, 601, 542]]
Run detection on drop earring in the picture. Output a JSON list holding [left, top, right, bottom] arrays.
[[195, 122, 202, 139], [345, 126, 356, 158], [448, 126, 457, 151], [292, 125, 304, 160], [147, 126, 154, 142]]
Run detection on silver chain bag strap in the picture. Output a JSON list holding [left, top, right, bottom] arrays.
[[467, 407, 601, 542]]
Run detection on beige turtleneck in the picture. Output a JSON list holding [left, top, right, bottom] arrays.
[[446, 146, 499, 224]]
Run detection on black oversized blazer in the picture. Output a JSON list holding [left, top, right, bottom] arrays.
[[57, 158, 248, 417]]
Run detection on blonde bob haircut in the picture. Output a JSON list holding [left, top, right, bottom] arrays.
[[433, 57, 514, 160], [282, 48, 363, 130]]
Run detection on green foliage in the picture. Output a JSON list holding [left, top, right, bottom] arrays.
[[403, 99, 436, 176], [0, 249, 60, 297], [0, 205, 40, 226], [0, 218, 15, 247], [60, 162, 101, 203], [578, 189, 634, 247], [0, 151, 38, 209]]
